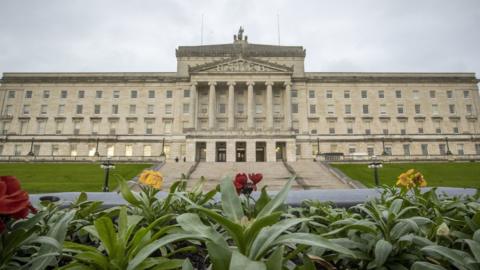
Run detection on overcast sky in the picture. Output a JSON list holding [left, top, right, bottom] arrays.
[[1, 0, 479, 76]]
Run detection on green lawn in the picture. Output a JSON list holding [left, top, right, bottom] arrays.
[[331, 162, 480, 189], [0, 163, 152, 193]]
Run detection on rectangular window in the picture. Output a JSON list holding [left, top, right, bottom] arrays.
[[183, 103, 190, 114], [109, 121, 117, 135], [70, 144, 77, 156], [19, 120, 28, 134], [378, 90, 384, 98], [273, 104, 281, 114], [347, 128, 353, 134], [429, 90, 436, 98], [76, 105, 84, 114], [55, 120, 64, 134], [436, 128, 441, 134], [96, 90, 102, 98], [164, 120, 172, 133], [145, 121, 153, 134], [363, 104, 369, 114], [383, 129, 389, 135], [361, 90, 367, 98], [131, 90, 138, 98], [58, 104, 65, 114], [345, 104, 351, 114], [401, 129, 406, 135], [94, 105, 101, 114], [457, 144, 464, 155], [415, 104, 421, 114], [291, 103, 299, 114], [78, 90, 85, 98], [308, 90, 315, 98], [23, 105, 30, 115], [421, 144, 428, 155], [112, 104, 119, 114], [148, 90, 155, 98], [397, 104, 404, 114], [25, 91, 32, 99], [127, 121, 135, 134], [165, 104, 172, 114], [329, 128, 335, 134], [91, 121, 99, 135], [327, 104, 335, 115], [37, 120, 47, 134], [385, 147, 392, 156], [380, 104, 387, 115], [432, 104, 438, 115], [291, 90, 298, 98], [41, 105, 48, 114], [309, 104, 316, 114], [395, 90, 402, 98], [326, 90, 332, 99], [367, 147, 374, 156], [4, 105, 13, 115], [73, 121, 81, 135], [237, 103, 244, 114], [447, 90, 453, 99], [143, 145, 152, 156], [166, 90, 172, 98], [43, 90, 50, 98], [125, 145, 133, 157], [439, 144, 446, 155], [14, 145, 22, 156], [476, 144, 480, 155], [453, 127, 459, 134], [365, 129, 371, 135], [147, 104, 154, 114], [413, 90, 419, 99], [184, 89, 190, 97], [219, 103, 227, 114], [129, 105, 136, 114], [449, 104, 455, 114], [61, 90, 67, 98], [344, 90, 350, 98], [463, 90, 470, 98], [51, 144, 59, 156], [403, 144, 410, 156], [113, 90, 120, 98], [466, 104, 473, 114]]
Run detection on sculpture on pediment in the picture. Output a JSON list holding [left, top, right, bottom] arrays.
[[234, 26, 247, 41]]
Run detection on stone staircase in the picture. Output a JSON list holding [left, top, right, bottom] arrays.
[[287, 160, 351, 189], [155, 161, 195, 189]]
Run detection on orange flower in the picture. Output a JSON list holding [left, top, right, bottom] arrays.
[[138, 170, 163, 189]]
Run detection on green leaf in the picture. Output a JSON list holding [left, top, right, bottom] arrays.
[[93, 216, 118, 257], [273, 233, 356, 259], [117, 178, 141, 207], [128, 233, 203, 270], [257, 176, 294, 219], [220, 175, 244, 222], [177, 213, 228, 247], [411, 262, 447, 270], [421, 245, 469, 269], [74, 251, 110, 269], [374, 239, 392, 267], [229, 251, 266, 270], [182, 259, 194, 270], [473, 230, 480, 243], [244, 212, 282, 250], [464, 239, 480, 262], [254, 186, 271, 215], [206, 241, 232, 270], [265, 245, 283, 270]]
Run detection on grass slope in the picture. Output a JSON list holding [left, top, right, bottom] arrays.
[[0, 163, 152, 193], [331, 162, 480, 188]]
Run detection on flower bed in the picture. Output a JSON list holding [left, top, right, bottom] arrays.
[[1, 171, 479, 269]]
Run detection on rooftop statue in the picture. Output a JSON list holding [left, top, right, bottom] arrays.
[[234, 26, 247, 42]]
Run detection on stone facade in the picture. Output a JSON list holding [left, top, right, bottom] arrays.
[[1, 30, 479, 162]]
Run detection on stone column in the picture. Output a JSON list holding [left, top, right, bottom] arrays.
[[246, 140, 256, 162], [226, 141, 236, 162], [190, 82, 197, 129], [206, 141, 215, 162], [227, 81, 236, 129], [247, 81, 255, 129], [208, 81, 216, 129], [265, 81, 274, 130], [284, 82, 292, 130]]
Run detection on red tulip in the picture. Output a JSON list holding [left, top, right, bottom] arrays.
[[233, 173, 248, 194], [248, 173, 263, 184], [0, 176, 35, 229]]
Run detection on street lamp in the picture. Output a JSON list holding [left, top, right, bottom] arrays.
[[381, 137, 387, 156], [26, 137, 35, 161], [159, 138, 166, 162], [100, 158, 115, 192], [368, 157, 383, 186], [445, 137, 452, 155]]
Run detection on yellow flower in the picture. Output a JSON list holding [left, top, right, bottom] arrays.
[[396, 169, 427, 189], [138, 170, 163, 189]]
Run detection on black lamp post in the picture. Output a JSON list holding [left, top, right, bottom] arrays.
[[368, 157, 383, 186], [100, 158, 115, 192], [94, 137, 100, 157], [445, 137, 452, 155], [27, 137, 35, 157], [159, 138, 166, 162], [381, 137, 387, 156]]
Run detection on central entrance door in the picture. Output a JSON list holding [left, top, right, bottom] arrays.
[[195, 142, 206, 161], [276, 142, 286, 161], [236, 142, 246, 162], [256, 142, 266, 162], [216, 142, 226, 162]]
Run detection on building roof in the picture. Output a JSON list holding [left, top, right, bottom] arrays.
[[176, 41, 306, 58]]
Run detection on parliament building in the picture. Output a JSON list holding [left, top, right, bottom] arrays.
[[1, 29, 479, 162]]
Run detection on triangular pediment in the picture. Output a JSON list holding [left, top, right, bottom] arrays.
[[189, 57, 293, 73]]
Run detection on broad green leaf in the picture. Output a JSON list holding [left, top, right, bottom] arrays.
[[74, 251, 110, 269], [177, 213, 227, 247], [182, 259, 194, 270], [389, 199, 403, 215], [411, 262, 447, 270], [254, 186, 271, 215], [265, 245, 283, 270], [117, 178, 141, 207], [206, 241, 232, 270], [257, 176, 295, 219], [374, 239, 392, 267], [229, 251, 266, 270], [464, 239, 480, 262], [220, 175, 244, 222], [244, 212, 282, 249], [128, 233, 203, 270], [137, 257, 184, 270], [421, 245, 469, 269], [64, 241, 100, 253], [93, 216, 117, 257], [249, 218, 309, 260], [473, 229, 480, 243]]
